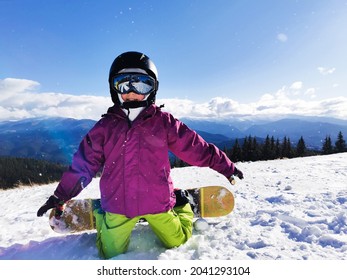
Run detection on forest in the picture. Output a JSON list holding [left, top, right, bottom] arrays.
[[170, 131, 347, 167], [0, 157, 67, 190]]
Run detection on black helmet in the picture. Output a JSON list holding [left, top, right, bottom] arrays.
[[108, 51, 159, 107]]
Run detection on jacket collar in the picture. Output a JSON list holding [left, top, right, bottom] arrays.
[[104, 104, 158, 121]]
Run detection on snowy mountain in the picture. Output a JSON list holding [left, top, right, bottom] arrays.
[[244, 118, 347, 148], [183, 117, 347, 148], [0, 153, 346, 260], [0, 117, 95, 163]]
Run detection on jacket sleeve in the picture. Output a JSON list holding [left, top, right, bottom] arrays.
[[54, 121, 105, 201], [166, 114, 235, 178]]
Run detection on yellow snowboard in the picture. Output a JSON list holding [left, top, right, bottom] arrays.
[[49, 186, 234, 234]]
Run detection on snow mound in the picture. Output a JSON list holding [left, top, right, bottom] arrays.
[[1, 153, 347, 260]]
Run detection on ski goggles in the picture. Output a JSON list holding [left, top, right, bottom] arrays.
[[112, 73, 157, 95]]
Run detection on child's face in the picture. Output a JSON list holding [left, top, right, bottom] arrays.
[[121, 92, 146, 102]]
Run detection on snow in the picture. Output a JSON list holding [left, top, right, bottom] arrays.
[[194, 218, 210, 231], [0, 153, 346, 261]]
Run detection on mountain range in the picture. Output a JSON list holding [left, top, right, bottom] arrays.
[[0, 116, 346, 163], [182, 116, 347, 149], [0, 118, 95, 164]]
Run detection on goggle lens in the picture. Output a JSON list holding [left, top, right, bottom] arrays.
[[113, 74, 155, 95]]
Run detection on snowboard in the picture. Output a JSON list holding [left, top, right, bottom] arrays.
[[49, 185, 235, 234]]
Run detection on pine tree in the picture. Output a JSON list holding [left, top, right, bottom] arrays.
[[335, 131, 346, 153], [322, 135, 333, 154], [296, 136, 306, 157], [286, 137, 293, 158], [282, 137, 293, 158], [242, 136, 253, 161], [281, 136, 288, 158], [269, 136, 276, 159], [251, 136, 260, 161], [230, 138, 242, 162], [275, 138, 281, 159], [262, 135, 271, 160]]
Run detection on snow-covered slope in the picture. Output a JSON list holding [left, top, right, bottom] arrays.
[[0, 153, 346, 260]]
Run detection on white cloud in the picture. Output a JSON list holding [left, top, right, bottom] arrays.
[[0, 78, 111, 121], [290, 81, 303, 90], [304, 88, 317, 99], [0, 78, 40, 101], [277, 33, 288, 42], [1, 78, 347, 122], [317, 66, 336, 75]]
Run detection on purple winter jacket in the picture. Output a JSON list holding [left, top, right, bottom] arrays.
[[54, 104, 236, 218]]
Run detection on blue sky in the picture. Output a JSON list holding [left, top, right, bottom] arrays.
[[1, 0, 347, 121]]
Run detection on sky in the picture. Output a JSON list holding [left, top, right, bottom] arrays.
[[1, 0, 347, 122]]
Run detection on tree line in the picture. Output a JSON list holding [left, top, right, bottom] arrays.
[[0, 157, 68, 190], [171, 131, 346, 167], [1, 132, 346, 189]]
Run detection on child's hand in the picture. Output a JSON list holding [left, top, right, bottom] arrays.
[[37, 195, 65, 218], [233, 167, 244, 180]]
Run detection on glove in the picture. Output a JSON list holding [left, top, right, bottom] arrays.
[[228, 167, 244, 184], [37, 195, 65, 218], [233, 167, 244, 180]]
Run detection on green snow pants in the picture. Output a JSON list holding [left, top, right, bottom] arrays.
[[94, 203, 194, 259]]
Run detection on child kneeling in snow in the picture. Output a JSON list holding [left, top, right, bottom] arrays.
[[37, 51, 243, 259]]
